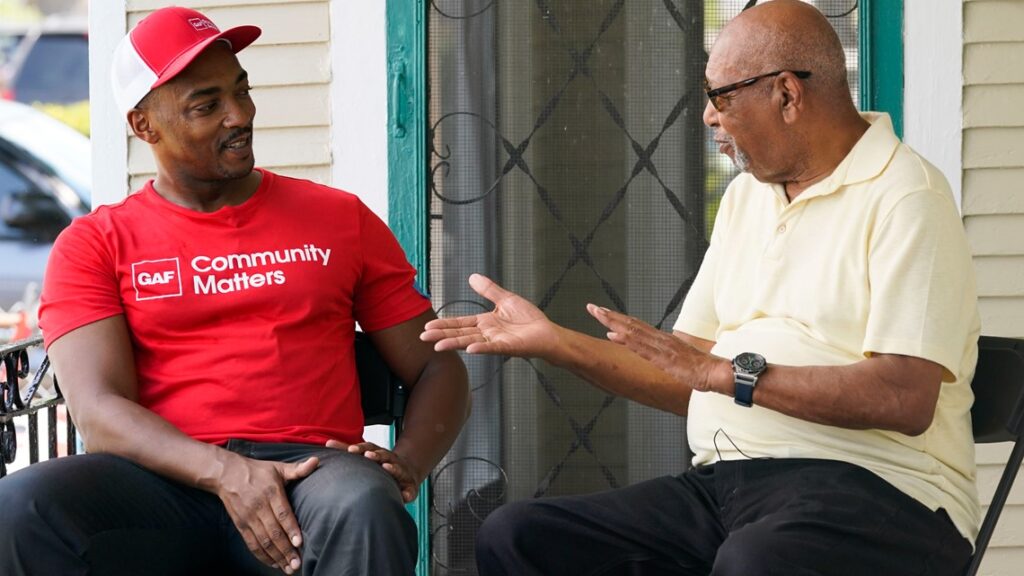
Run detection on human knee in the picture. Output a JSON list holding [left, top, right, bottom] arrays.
[[300, 457, 407, 529], [711, 528, 783, 576], [0, 481, 33, 542], [476, 500, 543, 556], [0, 470, 60, 548], [341, 479, 407, 527]]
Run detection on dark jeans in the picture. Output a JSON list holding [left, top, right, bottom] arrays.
[[0, 441, 416, 575], [477, 458, 972, 576]]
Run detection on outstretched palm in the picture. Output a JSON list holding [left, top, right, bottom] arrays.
[[421, 274, 559, 359]]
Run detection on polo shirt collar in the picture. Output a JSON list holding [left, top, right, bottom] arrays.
[[783, 112, 900, 205]]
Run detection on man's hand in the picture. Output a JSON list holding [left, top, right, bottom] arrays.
[[325, 440, 423, 503], [588, 304, 729, 393], [215, 454, 319, 575], [420, 273, 560, 359]]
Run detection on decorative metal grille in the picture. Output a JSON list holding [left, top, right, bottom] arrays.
[[426, 1, 859, 572], [0, 336, 75, 478]]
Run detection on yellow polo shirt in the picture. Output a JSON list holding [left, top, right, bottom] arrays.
[[675, 113, 981, 542]]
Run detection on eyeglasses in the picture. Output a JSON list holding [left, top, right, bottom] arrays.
[[705, 70, 811, 111]]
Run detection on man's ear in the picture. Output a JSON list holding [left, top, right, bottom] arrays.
[[128, 108, 159, 144], [776, 72, 804, 124]]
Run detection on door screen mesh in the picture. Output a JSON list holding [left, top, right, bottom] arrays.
[[425, 1, 859, 572]]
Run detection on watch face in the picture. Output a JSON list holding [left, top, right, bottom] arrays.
[[734, 352, 767, 374]]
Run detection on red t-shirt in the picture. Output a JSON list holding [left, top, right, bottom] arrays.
[[39, 169, 431, 446]]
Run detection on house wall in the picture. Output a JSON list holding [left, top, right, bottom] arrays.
[[963, 0, 1024, 573]]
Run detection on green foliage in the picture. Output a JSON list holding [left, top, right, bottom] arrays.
[[32, 100, 90, 137]]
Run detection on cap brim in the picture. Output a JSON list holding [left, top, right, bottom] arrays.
[[150, 25, 262, 90]]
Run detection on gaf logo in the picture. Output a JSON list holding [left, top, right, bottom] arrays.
[[132, 258, 183, 301], [188, 18, 218, 32]]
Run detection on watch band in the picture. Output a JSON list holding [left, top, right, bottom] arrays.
[[734, 373, 757, 407]]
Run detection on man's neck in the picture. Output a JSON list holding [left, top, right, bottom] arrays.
[[783, 114, 871, 202], [152, 169, 263, 213]]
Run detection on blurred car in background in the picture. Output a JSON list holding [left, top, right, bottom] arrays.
[[0, 25, 23, 71], [0, 16, 88, 105], [0, 98, 90, 327]]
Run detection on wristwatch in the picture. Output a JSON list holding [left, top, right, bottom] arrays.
[[732, 352, 767, 407]]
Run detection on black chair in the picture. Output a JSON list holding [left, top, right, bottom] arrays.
[[355, 331, 408, 431], [965, 336, 1024, 575]]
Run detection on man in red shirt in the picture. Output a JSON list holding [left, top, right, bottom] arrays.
[[0, 7, 469, 575]]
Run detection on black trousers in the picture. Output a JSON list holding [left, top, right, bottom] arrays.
[[0, 441, 417, 575], [476, 458, 972, 576]]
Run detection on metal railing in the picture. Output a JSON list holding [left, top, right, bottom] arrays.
[[0, 335, 76, 478]]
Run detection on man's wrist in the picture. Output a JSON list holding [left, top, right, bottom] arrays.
[[709, 357, 735, 395], [546, 324, 582, 368], [392, 444, 429, 485], [195, 445, 238, 494]]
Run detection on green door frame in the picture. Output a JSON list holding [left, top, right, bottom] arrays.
[[383, 1, 904, 573], [386, 1, 430, 574], [860, 0, 904, 137]]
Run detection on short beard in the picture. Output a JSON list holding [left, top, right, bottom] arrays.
[[214, 157, 256, 181], [723, 135, 751, 172]]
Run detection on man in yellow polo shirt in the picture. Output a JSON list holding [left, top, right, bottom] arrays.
[[421, 1, 979, 575]]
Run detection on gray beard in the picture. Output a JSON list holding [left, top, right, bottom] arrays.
[[725, 136, 751, 172]]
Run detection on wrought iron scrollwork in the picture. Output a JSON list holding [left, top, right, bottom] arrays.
[[430, 456, 509, 572], [429, 0, 708, 328], [1, 422, 14, 464], [430, 0, 496, 20], [0, 336, 73, 477]]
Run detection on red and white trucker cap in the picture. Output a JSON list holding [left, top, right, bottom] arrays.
[[111, 6, 261, 119]]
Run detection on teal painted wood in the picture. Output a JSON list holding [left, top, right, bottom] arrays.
[[859, 0, 904, 137], [387, 0, 428, 284], [386, 0, 430, 574]]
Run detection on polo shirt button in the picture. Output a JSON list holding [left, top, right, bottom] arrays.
[[776, 224, 787, 234]]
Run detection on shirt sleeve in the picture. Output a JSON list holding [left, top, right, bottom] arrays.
[[38, 218, 124, 349], [863, 188, 977, 381], [352, 201, 432, 332]]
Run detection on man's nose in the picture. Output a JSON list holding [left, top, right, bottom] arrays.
[[223, 96, 254, 127], [702, 99, 718, 128]]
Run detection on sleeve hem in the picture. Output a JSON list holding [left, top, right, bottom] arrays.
[[357, 298, 432, 333], [862, 336, 960, 383], [43, 310, 124, 351]]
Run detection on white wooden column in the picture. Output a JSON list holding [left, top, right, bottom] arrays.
[[904, 0, 963, 209], [88, 0, 129, 207]]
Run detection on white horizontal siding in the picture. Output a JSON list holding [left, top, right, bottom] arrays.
[[975, 548, 1024, 576], [963, 2, 1024, 574], [964, 0, 1024, 43], [963, 169, 1024, 215], [243, 44, 331, 86], [964, 127, 1024, 169], [966, 214, 1024, 255], [974, 257, 1024, 297], [965, 43, 1024, 85]]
